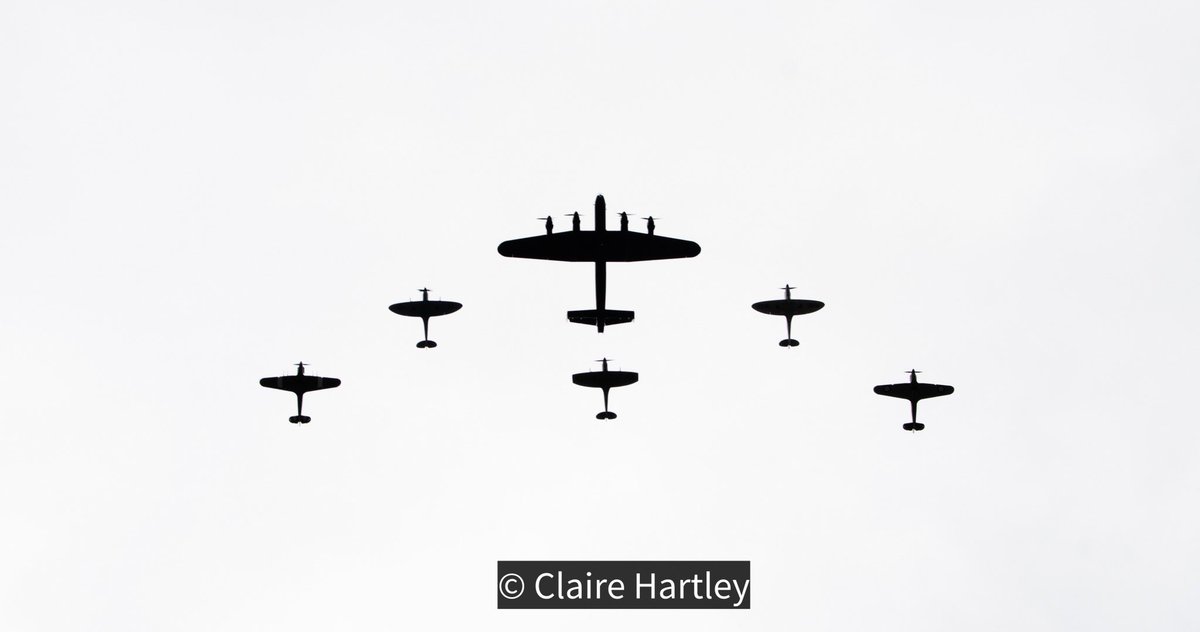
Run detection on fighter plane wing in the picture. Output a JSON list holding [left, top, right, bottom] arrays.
[[572, 371, 639, 389], [751, 299, 825, 316], [498, 231, 701, 262], [260, 375, 342, 393], [874, 383, 954, 399]]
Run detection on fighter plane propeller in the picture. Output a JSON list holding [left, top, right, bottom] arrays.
[[388, 287, 462, 348], [571, 358, 638, 419], [259, 362, 341, 424], [873, 370, 954, 431], [752, 284, 825, 347], [498, 195, 700, 332]]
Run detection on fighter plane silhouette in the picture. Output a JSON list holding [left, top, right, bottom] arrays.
[[874, 370, 954, 431], [498, 195, 700, 332], [751, 284, 824, 347], [259, 362, 341, 424], [388, 287, 462, 348], [572, 358, 638, 419]]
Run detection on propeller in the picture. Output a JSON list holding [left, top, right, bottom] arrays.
[[404, 287, 432, 301]]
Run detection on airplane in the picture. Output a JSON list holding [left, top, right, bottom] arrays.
[[873, 370, 954, 431], [497, 195, 701, 332], [751, 284, 824, 347], [259, 362, 341, 424], [388, 288, 463, 348], [572, 358, 638, 419]]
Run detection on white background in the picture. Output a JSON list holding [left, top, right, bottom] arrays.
[[2, 1, 1198, 629]]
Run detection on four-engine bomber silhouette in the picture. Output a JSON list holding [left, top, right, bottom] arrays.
[[752, 285, 824, 347], [389, 288, 462, 348], [874, 370, 954, 431], [572, 358, 638, 419], [259, 362, 341, 424], [498, 194, 701, 332]]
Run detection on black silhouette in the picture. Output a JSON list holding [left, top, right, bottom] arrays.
[[498, 195, 701, 332], [752, 285, 825, 347], [389, 288, 462, 348], [537, 216, 554, 235], [572, 358, 638, 419], [874, 370, 954, 431], [259, 362, 341, 424]]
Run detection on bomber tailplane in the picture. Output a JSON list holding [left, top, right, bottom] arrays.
[[567, 308, 635, 331]]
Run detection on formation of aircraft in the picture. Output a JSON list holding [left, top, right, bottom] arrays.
[[751, 285, 824, 347], [497, 194, 700, 332], [572, 358, 638, 419], [874, 370, 955, 431], [261, 193, 957, 429], [389, 287, 462, 348], [259, 362, 341, 424]]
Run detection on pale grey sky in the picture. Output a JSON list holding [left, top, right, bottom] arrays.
[[2, 1, 1198, 630]]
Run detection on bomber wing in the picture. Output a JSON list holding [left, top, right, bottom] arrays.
[[498, 231, 700, 262]]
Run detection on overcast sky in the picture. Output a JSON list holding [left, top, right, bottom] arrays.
[[2, 1, 1199, 630]]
